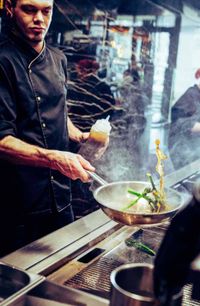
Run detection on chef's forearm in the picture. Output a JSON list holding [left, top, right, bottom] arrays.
[[0, 135, 95, 182], [0, 135, 53, 168]]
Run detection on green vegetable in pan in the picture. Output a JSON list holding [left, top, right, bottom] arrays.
[[122, 139, 168, 213], [122, 173, 167, 213]]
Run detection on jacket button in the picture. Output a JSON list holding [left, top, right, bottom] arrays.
[[37, 96, 41, 102], [42, 122, 46, 128]]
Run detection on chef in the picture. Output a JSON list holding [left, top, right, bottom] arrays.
[[0, 0, 95, 256]]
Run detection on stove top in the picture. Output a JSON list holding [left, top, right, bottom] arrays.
[[62, 224, 199, 305]]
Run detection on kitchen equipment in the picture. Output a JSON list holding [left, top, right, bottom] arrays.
[[0, 263, 29, 302], [89, 172, 186, 226], [0, 262, 43, 305], [110, 263, 182, 306], [110, 263, 155, 306], [2, 165, 199, 306]]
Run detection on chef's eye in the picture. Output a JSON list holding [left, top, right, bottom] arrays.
[[42, 7, 52, 15], [21, 5, 52, 15], [21, 5, 37, 14]]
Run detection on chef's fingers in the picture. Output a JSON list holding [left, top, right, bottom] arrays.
[[51, 151, 94, 182], [80, 132, 90, 142], [77, 154, 95, 171]]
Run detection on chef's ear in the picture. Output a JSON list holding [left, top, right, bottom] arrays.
[[5, 0, 14, 18]]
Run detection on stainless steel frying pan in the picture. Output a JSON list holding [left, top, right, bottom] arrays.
[[89, 172, 187, 226]]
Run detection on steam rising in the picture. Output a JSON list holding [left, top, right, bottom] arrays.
[[94, 81, 150, 181]]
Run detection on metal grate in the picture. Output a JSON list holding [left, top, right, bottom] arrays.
[[64, 227, 200, 305], [64, 256, 122, 298], [64, 259, 200, 305], [64, 227, 164, 299]]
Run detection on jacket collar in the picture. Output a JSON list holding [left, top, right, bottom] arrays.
[[8, 27, 46, 64]]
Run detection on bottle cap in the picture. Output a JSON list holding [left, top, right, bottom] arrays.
[[91, 116, 112, 135]]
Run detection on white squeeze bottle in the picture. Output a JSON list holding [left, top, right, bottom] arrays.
[[78, 117, 112, 163]]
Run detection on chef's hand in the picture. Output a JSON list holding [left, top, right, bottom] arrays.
[[0, 135, 94, 183], [50, 151, 95, 182], [78, 132, 90, 143], [68, 117, 90, 143]]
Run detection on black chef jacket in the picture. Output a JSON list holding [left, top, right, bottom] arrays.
[[0, 31, 71, 220]]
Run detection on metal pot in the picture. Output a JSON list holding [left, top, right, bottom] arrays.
[[110, 263, 182, 306], [90, 173, 186, 226]]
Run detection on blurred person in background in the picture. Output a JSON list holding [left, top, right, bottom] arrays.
[[0, 0, 97, 256], [168, 68, 200, 169], [125, 54, 141, 84]]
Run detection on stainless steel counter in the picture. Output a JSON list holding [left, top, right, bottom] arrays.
[[2, 211, 122, 274], [7, 280, 109, 306]]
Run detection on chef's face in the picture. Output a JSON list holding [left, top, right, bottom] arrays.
[[9, 0, 53, 51]]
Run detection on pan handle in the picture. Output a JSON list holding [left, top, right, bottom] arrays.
[[87, 171, 108, 186]]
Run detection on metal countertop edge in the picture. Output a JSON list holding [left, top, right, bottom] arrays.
[[1, 209, 120, 273]]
